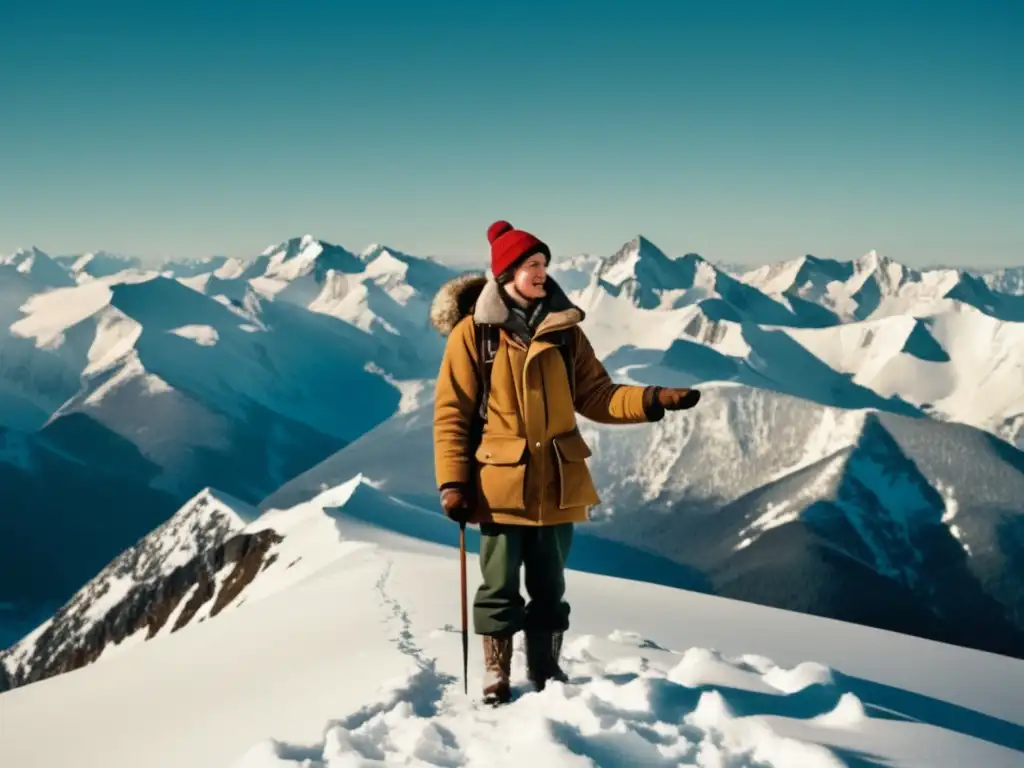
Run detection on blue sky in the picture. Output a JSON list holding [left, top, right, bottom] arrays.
[[1, 0, 1021, 268]]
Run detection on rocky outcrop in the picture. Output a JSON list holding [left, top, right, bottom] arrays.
[[0, 528, 282, 691]]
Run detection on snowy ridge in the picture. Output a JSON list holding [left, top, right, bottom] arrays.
[[1, 472, 1022, 768], [55, 250, 144, 281], [738, 250, 982, 321], [0, 247, 77, 290], [5, 268, 404, 498], [0, 487, 261, 686], [979, 266, 1024, 295], [580, 237, 829, 328], [1, 474, 455, 688]]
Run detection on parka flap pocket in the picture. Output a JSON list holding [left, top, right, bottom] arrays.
[[553, 430, 592, 463], [475, 435, 528, 465]]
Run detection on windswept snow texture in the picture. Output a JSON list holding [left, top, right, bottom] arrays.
[[234, 639, 1023, 768], [0, 476, 1021, 768]]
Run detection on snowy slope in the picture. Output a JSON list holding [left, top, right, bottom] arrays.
[[52, 250, 144, 281], [577, 237, 837, 328], [157, 254, 248, 279], [738, 251, 958, 321], [0, 476, 1021, 768], [6, 270, 401, 499], [2, 474, 707, 687], [0, 247, 77, 290], [740, 250, 1024, 323], [782, 309, 1024, 447], [545, 250, 606, 293]]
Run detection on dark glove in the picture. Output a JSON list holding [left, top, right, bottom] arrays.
[[440, 486, 472, 525], [657, 387, 701, 410]]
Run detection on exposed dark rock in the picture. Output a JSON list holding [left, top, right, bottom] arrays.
[[0, 528, 282, 691]]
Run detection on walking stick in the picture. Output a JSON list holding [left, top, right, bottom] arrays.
[[459, 520, 469, 695]]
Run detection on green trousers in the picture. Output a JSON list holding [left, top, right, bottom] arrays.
[[473, 522, 574, 637]]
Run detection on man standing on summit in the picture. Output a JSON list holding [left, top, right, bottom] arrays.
[[430, 220, 700, 705]]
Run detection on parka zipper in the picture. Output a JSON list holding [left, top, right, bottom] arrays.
[[517, 321, 576, 527], [525, 353, 544, 525]]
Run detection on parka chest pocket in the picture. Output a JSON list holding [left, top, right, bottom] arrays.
[[552, 429, 601, 509], [474, 434, 528, 510]]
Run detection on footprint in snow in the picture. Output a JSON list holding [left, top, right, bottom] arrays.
[[230, 631, 874, 768]]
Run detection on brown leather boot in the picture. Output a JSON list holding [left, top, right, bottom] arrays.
[[525, 630, 569, 691], [482, 634, 513, 705]]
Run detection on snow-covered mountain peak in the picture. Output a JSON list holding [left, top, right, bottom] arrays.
[[10, 272, 264, 357], [3, 246, 49, 265], [363, 248, 409, 277], [742, 254, 855, 298], [849, 250, 964, 300], [127, 485, 263, 570], [738, 249, 999, 322], [360, 242, 385, 259], [597, 235, 676, 285], [63, 251, 144, 280], [584, 236, 729, 313], [258, 236, 364, 282], [1, 246, 76, 289], [0, 484, 263, 687], [9, 279, 125, 355], [358, 243, 419, 264], [156, 254, 249, 280]]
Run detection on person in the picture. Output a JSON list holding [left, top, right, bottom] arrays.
[[429, 219, 700, 704]]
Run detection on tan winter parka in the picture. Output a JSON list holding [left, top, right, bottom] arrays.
[[431, 274, 661, 527]]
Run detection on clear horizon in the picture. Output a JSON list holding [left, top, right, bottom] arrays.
[[6, 235, 1023, 273], [2, 1, 1021, 269]]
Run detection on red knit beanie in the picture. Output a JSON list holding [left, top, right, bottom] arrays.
[[487, 220, 550, 280]]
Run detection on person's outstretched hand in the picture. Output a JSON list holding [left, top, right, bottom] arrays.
[[440, 486, 473, 525], [658, 387, 701, 410]]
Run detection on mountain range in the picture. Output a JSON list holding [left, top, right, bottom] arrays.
[[1, 234, 1021, 682]]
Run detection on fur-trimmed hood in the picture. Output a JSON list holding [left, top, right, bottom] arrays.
[[428, 272, 583, 337]]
